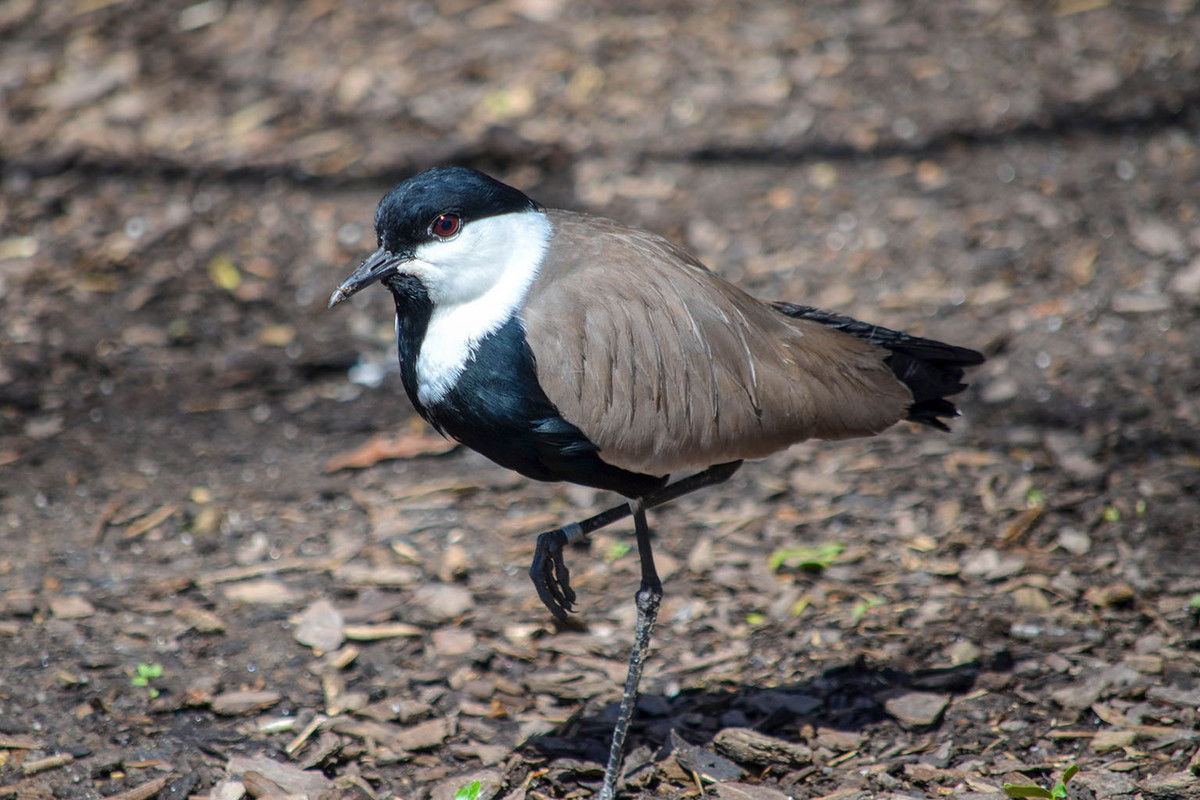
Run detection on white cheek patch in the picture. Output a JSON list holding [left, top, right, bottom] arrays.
[[414, 211, 552, 406]]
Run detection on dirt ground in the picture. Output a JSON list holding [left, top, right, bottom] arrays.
[[3, 2, 1200, 799]]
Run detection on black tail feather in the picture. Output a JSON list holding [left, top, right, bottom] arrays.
[[772, 302, 985, 432]]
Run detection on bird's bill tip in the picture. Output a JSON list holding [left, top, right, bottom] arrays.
[[327, 286, 350, 308], [328, 248, 403, 309]]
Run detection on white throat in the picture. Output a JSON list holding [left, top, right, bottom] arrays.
[[409, 210, 552, 406]]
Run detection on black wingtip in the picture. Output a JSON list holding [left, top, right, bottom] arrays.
[[772, 302, 985, 431], [905, 398, 959, 432]]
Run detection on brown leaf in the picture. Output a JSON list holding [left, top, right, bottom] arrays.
[[323, 431, 457, 472], [1083, 582, 1136, 608]]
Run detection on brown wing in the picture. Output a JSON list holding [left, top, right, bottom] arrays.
[[522, 210, 913, 476]]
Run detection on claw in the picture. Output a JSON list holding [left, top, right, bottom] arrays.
[[530, 528, 578, 619]]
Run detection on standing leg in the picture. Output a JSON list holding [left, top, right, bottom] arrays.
[[598, 498, 661, 800]]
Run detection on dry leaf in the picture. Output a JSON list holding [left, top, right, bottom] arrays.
[[323, 432, 457, 472]]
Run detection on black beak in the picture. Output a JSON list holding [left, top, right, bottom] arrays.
[[328, 248, 408, 308]]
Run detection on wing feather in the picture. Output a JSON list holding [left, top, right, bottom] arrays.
[[523, 210, 912, 475]]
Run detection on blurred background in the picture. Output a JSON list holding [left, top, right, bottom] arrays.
[[2, 1, 1199, 799]]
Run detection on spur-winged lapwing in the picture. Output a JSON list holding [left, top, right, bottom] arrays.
[[330, 166, 985, 799]]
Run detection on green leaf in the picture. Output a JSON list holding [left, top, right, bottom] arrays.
[[851, 593, 884, 621], [1189, 593, 1200, 611], [137, 662, 164, 680], [745, 612, 766, 626], [768, 542, 845, 572], [1050, 763, 1081, 798], [1002, 784, 1054, 799], [604, 540, 631, 561], [454, 780, 482, 800]]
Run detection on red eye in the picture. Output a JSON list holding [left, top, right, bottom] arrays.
[[430, 213, 462, 239]]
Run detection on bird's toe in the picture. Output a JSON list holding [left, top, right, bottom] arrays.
[[530, 529, 577, 619]]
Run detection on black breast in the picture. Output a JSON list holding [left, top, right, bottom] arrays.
[[385, 274, 666, 499]]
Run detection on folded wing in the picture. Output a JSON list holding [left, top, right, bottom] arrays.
[[522, 211, 913, 476]]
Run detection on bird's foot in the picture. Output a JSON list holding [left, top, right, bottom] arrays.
[[530, 526, 581, 620]]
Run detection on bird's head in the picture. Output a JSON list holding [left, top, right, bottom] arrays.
[[329, 167, 545, 309]]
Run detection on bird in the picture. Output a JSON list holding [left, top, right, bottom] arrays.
[[329, 166, 985, 800]]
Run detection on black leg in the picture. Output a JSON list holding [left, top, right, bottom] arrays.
[[599, 499, 661, 800], [527, 461, 742, 618]]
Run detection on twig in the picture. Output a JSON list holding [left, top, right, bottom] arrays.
[[286, 714, 327, 757], [22, 752, 75, 775], [123, 504, 177, 539], [107, 775, 175, 800]]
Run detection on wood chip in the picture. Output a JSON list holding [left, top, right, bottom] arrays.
[[394, 717, 454, 752], [198, 556, 342, 587], [814, 728, 864, 752], [175, 604, 226, 633], [525, 670, 611, 701], [1141, 772, 1200, 800], [333, 563, 421, 587], [1091, 729, 1137, 753], [292, 598, 346, 654], [712, 728, 813, 767], [210, 690, 283, 715], [0, 735, 41, 750], [431, 628, 476, 657], [884, 692, 950, 729], [713, 781, 793, 800], [356, 696, 433, 724], [184, 675, 220, 707], [225, 754, 332, 797], [670, 729, 745, 782], [409, 584, 474, 624], [48, 595, 95, 620], [221, 579, 301, 605]]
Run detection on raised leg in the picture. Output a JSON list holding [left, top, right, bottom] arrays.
[[530, 523, 584, 619], [598, 499, 661, 800], [528, 461, 742, 619]]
